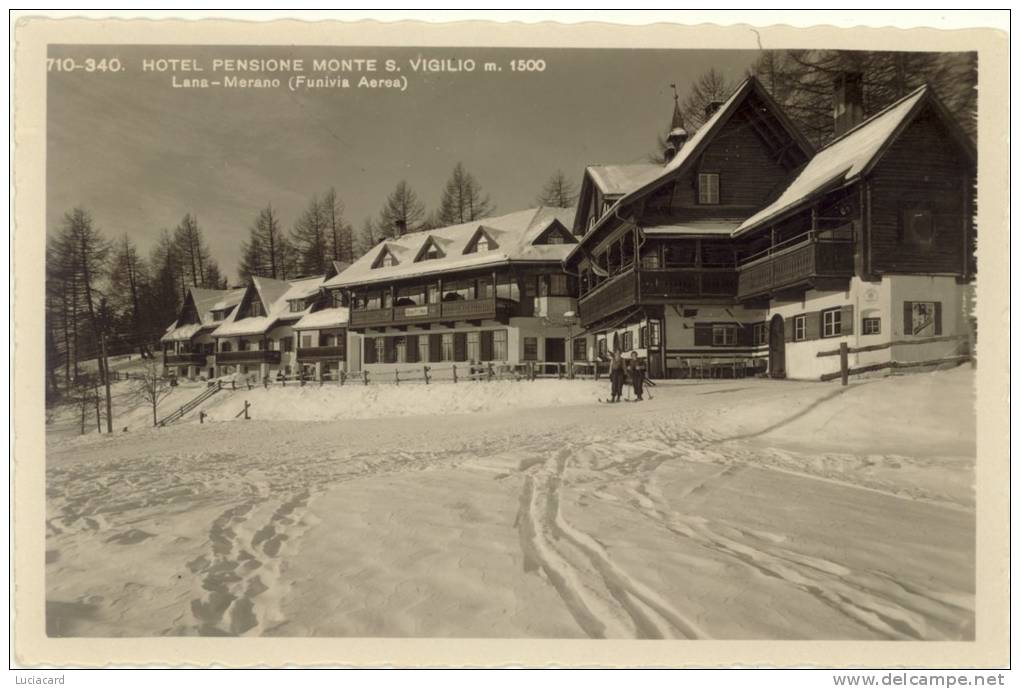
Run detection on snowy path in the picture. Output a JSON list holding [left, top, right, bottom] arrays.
[[45, 370, 975, 639]]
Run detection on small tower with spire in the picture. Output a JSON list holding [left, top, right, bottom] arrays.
[[664, 84, 689, 162]]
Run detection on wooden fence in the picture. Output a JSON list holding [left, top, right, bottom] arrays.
[[817, 334, 972, 384]]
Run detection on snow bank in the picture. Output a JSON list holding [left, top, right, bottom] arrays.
[[201, 379, 604, 422]]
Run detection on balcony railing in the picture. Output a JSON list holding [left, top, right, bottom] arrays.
[[349, 298, 511, 329], [296, 345, 346, 361], [737, 232, 854, 300], [577, 266, 738, 328], [215, 350, 282, 365], [165, 352, 208, 365]]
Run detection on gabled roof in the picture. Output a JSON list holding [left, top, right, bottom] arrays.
[[211, 274, 328, 338], [324, 207, 576, 288], [161, 286, 245, 342], [569, 77, 815, 258], [733, 84, 975, 236], [586, 164, 664, 197]]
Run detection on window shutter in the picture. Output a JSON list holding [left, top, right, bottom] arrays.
[[841, 305, 854, 335], [903, 301, 913, 336], [806, 311, 821, 341], [784, 317, 796, 343], [383, 337, 396, 364], [363, 337, 376, 364], [406, 335, 419, 363], [454, 332, 468, 362], [480, 330, 494, 360], [934, 302, 942, 335], [693, 323, 712, 346], [428, 334, 442, 363]]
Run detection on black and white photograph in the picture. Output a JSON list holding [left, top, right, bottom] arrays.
[[11, 12, 1010, 670]]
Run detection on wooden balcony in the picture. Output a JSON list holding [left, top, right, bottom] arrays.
[[737, 235, 854, 300], [296, 345, 346, 361], [349, 298, 511, 330], [165, 352, 208, 365], [578, 266, 738, 328], [215, 350, 282, 365]]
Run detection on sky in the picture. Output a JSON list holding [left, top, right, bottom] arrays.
[[47, 46, 759, 283]]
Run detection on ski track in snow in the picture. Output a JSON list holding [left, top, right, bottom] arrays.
[[46, 380, 974, 639]]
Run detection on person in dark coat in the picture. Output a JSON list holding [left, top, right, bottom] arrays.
[[628, 352, 646, 401], [608, 350, 626, 402]]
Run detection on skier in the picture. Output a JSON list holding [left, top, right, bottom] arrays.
[[628, 352, 646, 401], [608, 350, 626, 403]]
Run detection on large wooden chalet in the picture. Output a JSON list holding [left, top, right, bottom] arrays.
[[324, 207, 582, 373], [564, 74, 975, 379]]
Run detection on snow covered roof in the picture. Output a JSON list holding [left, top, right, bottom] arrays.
[[734, 85, 931, 236], [642, 221, 741, 236], [212, 274, 328, 338], [325, 207, 576, 288], [586, 164, 663, 197], [161, 286, 246, 342], [293, 306, 350, 331]]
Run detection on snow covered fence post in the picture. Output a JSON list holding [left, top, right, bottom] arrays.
[[452, 364, 458, 383], [395, 369, 400, 386], [199, 411, 206, 424], [244, 400, 250, 420], [840, 342, 849, 386], [362, 370, 369, 386], [423, 366, 430, 384]]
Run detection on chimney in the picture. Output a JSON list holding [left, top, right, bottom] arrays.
[[833, 71, 864, 137], [704, 100, 724, 119], [394, 219, 407, 236]]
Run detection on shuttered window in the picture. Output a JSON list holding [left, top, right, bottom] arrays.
[[573, 337, 587, 361], [822, 308, 842, 338], [441, 333, 455, 361], [523, 337, 538, 361], [466, 332, 481, 361], [793, 316, 806, 342], [363, 337, 376, 364], [698, 173, 720, 205], [428, 334, 442, 363], [493, 330, 508, 360], [480, 330, 494, 361], [454, 332, 468, 362]]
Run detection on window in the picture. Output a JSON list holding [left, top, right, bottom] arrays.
[[663, 243, 697, 267], [249, 301, 265, 318], [622, 331, 633, 351], [475, 236, 490, 252], [523, 337, 538, 361], [382, 291, 393, 309], [330, 290, 344, 308], [649, 320, 661, 347], [822, 308, 842, 338], [698, 173, 720, 205], [441, 333, 455, 362], [493, 330, 508, 361], [239, 340, 250, 351], [282, 337, 294, 352], [794, 315, 806, 342], [641, 248, 661, 270], [902, 209, 934, 246], [545, 233, 564, 245], [712, 325, 736, 346], [374, 248, 398, 269], [862, 317, 881, 335], [418, 337, 429, 364], [523, 277, 537, 298], [220, 342, 232, 352], [639, 326, 647, 348], [597, 337, 608, 357], [573, 337, 587, 362], [289, 300, 304, 313], [212, 309, 226, 321], [427, 284, 440, 304], [467, 331, 481, 361], [548, 274, 569, 296], [374, 338, 385, 364], [394, 337, 407, 363], [753, 322, 768, 346], [418, 238, 444, 261]]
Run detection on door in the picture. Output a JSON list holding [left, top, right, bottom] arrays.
[[768, 314, 786, 379], [545, 337, 566, 363]]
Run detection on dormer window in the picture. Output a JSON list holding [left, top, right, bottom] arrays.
[[415, 237, 446, 262], [248, 301, 265, 318], [372, 246, 399, 269], [534, 221, 578, 246], [289, 299, 305, 313], [698, 173, 720, 205], [465, 227, 499, 254]]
